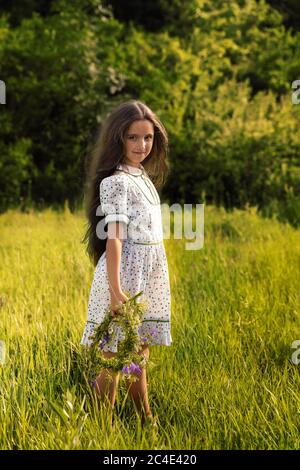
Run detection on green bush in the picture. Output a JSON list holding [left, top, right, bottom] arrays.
[[0, 0, 299, 226]]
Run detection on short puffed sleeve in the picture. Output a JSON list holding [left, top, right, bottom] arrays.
[[100, 175, 130, 226]]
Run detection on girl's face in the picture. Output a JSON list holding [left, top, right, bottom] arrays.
[[123, 119, 154, 167]]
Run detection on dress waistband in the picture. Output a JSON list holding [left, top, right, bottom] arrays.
[[124, 238, 163, 245]]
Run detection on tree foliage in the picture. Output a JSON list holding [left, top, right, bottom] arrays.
[[0, 0, 299, 225]]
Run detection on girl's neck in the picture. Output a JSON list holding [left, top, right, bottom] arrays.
[[120, 162, 144, 174], [122, 161, 141, 169]]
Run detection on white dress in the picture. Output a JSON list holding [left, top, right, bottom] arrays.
[[80, 162, 172, 352]]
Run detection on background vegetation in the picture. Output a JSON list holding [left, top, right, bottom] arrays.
[[0, 0, 299, 226]]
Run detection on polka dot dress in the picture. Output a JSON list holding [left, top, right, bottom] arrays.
[[80, 162, 172, 352]]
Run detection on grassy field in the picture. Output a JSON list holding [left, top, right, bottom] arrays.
[[0, 204, 300, 450]]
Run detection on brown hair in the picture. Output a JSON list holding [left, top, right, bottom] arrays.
[[81, 99, 170, 266]]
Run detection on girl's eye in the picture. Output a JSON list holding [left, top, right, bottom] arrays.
[[128, 135, 153, 140]]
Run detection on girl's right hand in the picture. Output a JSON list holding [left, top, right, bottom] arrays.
[[110, 291, 129, 316]]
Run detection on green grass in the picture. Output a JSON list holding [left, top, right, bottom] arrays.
[[0, 204, 300, 449]]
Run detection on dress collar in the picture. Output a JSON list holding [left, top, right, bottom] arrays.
[[116, 162, 145, 176]]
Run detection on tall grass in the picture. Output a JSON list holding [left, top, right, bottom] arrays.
[[0, 204, 300, 449]]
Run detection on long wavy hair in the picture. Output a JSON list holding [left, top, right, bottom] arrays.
[[81, 99, 170, 266]]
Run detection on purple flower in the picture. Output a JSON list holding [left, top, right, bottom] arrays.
[[99, 334, 110, 349], [99, 338, 107, 349], [122, 366, 130, 375], [89, 380, 97, 389], [130, 363, 141, 375], [142, 337, 149, 343]]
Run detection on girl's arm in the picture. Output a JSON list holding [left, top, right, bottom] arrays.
[[106, 222, 128, 314]]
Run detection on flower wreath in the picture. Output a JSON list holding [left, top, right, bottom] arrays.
[[88, 291, 158, 382]]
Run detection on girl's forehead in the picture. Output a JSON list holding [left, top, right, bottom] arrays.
[[127, 119, 154, 134]]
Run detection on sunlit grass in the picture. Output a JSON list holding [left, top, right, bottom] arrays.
[[0, 204, 300, 449]]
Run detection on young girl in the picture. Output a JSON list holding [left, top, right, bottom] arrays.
[[80, 100, 172, 430]]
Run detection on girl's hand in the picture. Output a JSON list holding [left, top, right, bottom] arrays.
[[110, 291, 129, 316]]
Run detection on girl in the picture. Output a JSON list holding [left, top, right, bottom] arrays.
[[80, 100, 172, 430]]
